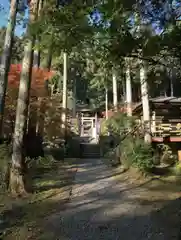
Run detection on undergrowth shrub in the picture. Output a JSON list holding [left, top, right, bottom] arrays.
[[105, 112, 136, 136], [101, 112, 154, 172], [157, 143, 177, 165], [171, 161, 181, 176], [0, 143, 11, 190], [120, 137, 154, 171], [26, 154, 55, 170], [0, 139, 60, 192], [100, 112, 136, 158]]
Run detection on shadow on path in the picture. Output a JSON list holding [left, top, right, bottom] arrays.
[[44, 158, 181, 240]]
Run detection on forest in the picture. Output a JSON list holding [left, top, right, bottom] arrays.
[[0, 0, 181, 239]]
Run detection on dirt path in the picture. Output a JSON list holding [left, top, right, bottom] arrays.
[[45, 158, 181, 240]]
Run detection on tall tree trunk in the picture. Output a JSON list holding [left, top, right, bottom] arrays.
[[33, 0, 43, 68], [45, 42, 53, 71], [140, 58, 151, 143], [125, 57, 132, 116], [170, 68, 174, 97], [72, 78, 76, 118], [105, 86, 108, 120], [61, 52, 68, 138], [33, 0, 44, 136], [33, 39, 41, 68], [9, 0, 40, 195], [112, 69, 118, 112], [121, 78, 126, 102], [0, 0, 19, 138]]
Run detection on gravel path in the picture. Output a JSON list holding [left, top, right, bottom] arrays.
[[46, 158, 181, 240]]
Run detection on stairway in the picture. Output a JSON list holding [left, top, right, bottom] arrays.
[[80, 143, 100, 159]]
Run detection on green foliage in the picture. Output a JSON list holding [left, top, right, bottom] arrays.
[[158, 144, 177, 165], [0, 143, 10, 190], [0, 27, 24, 63], [120, 137, 154, 171], [100, 113, 135, 160], [105, 112, 136, 136], [171, 162, 181, 176], [101, 113, 154, 172], [48, 73, 62, 95], [0, 27, 6, 55], [25, 155, 55, 170], [38, 0, 94, 54], [2, 0, 181, 171]]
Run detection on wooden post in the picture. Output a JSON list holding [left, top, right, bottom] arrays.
[[36, 97, 41, 134], [77, 113, 81, 136], [151, 111, 156, 134], [95, 112, 97, 141], [92, 118, 94, 138], [61, 52, 68, 138], [178, 150, 181, 161], [105, 87, 108, 120], [112, 70, 118, 112], [72, 78, 76, 118], [81, 116, 84, 137], [125, 57, 132, 117]]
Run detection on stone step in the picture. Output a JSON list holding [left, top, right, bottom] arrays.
[[80, 143, 100, 158]]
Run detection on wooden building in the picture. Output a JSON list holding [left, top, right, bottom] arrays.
[[132, 97, 181, 143]]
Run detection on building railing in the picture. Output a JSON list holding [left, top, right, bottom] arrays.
[[150, 120, 181, 137]]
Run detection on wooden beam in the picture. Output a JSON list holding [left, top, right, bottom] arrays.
[[152, 137, 181, 142]]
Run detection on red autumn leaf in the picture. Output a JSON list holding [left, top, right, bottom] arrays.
[[8, 64, 54, 96]]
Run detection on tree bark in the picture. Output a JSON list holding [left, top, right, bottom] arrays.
[[140, 58, 151, 144], [9, 0, 40, 195], [105, 86, 108, 120], [33, 0, 43, 68], [0, 0, 19, 138], [61, 52, 68, 138], [125, 57, 132, 117], [112, 69, 118, 112], [170, 68, 174, 97], [45, 42, 53, 71], [33, 39, 41, 68], [72, 78, 76, 118]]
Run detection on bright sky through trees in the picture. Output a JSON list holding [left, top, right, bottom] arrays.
[[0, 0, 25, 36]]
